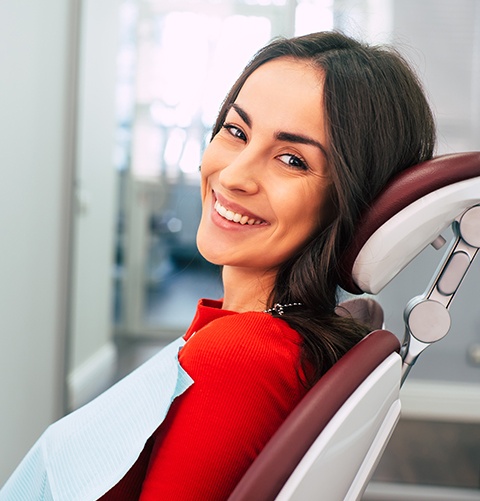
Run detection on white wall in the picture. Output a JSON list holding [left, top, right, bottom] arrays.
[[0, 0, 122, 482], [0, 0, 78, 483]]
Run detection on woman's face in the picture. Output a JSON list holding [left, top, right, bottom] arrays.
[[197, 57, 332, 274]]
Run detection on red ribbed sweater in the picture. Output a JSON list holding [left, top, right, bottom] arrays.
[[99, 299, 308, 500]]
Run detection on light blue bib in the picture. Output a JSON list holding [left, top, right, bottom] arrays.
[[0, 336, 193, 501]]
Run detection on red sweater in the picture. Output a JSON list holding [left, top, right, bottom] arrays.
[[100, 299, 308, 500]]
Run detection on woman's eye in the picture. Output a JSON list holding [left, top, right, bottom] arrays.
[[222, 124, 246, 141], [278, 153, 309, 171]]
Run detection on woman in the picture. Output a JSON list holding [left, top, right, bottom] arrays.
[[1, 31, 436, 500]]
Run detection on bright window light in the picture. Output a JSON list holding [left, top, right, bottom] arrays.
[[295, 0, 334, 36]]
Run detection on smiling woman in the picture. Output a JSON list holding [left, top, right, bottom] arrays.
[[197, 58, 332, 312], [0, 31, 436, 501]]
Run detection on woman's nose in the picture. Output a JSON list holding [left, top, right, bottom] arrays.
[[217, 148, 261, 194]]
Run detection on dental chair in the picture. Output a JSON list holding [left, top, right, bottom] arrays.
[[228, 151, 480, 501]]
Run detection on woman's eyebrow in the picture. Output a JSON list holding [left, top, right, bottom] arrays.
[[276, 131, 328, 157], [229, 103, 252, 127]]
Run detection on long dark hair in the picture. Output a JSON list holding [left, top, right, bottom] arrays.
[[211, 31, 436, 384]]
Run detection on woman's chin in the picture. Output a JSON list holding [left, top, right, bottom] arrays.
[[197, 249, 222, 267], [196, 236, 224, 267]]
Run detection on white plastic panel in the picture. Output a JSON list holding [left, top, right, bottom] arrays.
[[275, 353, 402, 501], [352, 177, 480, 294]]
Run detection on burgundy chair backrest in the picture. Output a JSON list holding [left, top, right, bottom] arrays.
[[339, 152, 480, 294], [227, 329, 400, 501], [335, 297, 384, 330]]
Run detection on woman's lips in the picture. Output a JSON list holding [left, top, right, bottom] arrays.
[[213, 192, 268, 226]]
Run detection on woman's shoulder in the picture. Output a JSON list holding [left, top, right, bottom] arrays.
[[180, 310, 303, 373]]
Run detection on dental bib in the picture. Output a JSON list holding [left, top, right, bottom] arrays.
[[0, 336, 193, 501]]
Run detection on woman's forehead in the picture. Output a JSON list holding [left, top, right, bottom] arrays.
[[233, 58, 326, 136]]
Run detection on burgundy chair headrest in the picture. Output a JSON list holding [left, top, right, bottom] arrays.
[[339, 152, 480, 294]]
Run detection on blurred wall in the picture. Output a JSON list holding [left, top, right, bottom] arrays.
[[0, 0, 78, 483], [67, 0, 121, 411]]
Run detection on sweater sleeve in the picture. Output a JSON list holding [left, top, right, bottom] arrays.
[[138, 312, 307, 501]]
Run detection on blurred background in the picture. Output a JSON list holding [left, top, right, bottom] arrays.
[[1, 0, 479, 498]]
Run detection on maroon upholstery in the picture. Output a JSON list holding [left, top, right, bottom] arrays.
[[339, 152, 480, 294], [227, 330, 400, 501]]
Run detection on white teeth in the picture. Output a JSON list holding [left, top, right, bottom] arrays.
[[214, 200, 263, 225], [216, 202, 227, 218]]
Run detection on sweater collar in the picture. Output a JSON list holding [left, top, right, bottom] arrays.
[[184, 298, 238, 340]]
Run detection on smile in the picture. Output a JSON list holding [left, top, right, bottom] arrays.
[[214, 200, 266, 225]]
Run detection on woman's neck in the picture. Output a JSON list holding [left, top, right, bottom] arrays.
[[221, 266, 277, 313]]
